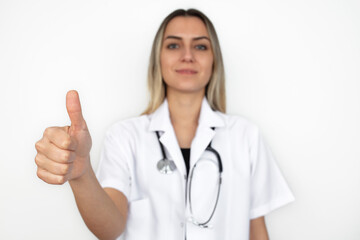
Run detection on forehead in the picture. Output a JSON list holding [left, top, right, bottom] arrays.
[[164, 16, 209, 38]]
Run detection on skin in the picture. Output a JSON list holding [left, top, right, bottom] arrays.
[[161, 16, 214, 148], [161, 16, 269, 239], [35, 90, 127, 240], [34, 15, 269, 240], [250, 217, 270, 240]]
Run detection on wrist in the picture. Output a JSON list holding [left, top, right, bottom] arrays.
[[68, 157, 94, 185]]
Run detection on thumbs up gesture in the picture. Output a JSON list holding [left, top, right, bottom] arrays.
[[35, 90, 92, 184]]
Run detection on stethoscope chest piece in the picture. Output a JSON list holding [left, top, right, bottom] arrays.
[[157, 159, 177, 174]]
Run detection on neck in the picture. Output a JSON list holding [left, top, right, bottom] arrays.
[[167, 90, 204, 127]]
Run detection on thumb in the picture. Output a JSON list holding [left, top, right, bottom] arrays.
[[66, 90, 86, 129]]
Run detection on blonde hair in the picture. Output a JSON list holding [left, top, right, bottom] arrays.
[[142, 9, 226, 115]]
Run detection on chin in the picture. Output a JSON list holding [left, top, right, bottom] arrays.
[[168, 85, 206, 95]]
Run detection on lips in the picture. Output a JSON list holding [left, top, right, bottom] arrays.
[[175, 69, 198, 74]]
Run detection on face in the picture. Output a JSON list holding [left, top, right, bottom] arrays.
[[160, 16, 214, 96]]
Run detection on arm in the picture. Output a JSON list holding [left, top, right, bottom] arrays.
[[250, 217, 269, 240], [35, 90, 127, 240], [69, 167, 128, 240]]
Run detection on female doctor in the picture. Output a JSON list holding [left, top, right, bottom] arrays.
[[35, 9, 294, 240]]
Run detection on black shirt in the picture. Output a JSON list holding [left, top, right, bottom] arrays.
[[180, 148, 190, 176]]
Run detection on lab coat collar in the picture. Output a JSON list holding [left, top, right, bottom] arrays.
[[148, 97, 224, 177], [148, 97, 224, 132]]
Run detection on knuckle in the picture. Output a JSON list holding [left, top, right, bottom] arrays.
[[56, 163, 69, 175], [34, 155, 41, 166], [36, 169, 43, 180], [35, 141, 42, 151], [61, 164, 70, 174], [62, 151, 71, 162], [62, 138, 71, 149], [43, 127, 52, 137], [57, 176, 67, 185]]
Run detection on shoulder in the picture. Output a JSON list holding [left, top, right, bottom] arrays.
[[105, 114, 152, 140], [218, 112, 260, 133], [217, 112, 261, 143]]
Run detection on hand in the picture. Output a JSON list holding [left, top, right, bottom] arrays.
[[35, 90, 92, 184]]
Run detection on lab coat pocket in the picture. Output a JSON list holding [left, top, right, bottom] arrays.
[[124, 198, 154, 240]]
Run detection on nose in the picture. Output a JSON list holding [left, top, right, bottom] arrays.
[[180, 46, 194, 63]]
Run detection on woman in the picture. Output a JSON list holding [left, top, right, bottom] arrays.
[[35, 9, 294, 240]]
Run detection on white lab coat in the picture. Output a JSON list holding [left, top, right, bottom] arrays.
[[96, 97, 295, 240]]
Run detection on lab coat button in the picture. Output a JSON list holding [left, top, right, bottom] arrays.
[[180, 222, 184, 228]]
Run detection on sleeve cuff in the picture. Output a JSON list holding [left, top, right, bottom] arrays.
[[99, 180, 130, 201], [249, 194, 295, 219]]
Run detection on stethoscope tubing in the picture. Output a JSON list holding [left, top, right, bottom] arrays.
[[155, 128, 223, 228], [188, 145, 222, 228]]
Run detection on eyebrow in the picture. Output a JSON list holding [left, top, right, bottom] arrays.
[[164, 35, 210, 41]]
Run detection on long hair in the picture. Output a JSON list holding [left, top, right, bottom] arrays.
[[142, 8, 226, 115]]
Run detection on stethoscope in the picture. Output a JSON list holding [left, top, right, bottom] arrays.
[[156, 128, 223, 228]]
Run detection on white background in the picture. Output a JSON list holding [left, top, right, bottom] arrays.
[[1, 0, 359, 239]]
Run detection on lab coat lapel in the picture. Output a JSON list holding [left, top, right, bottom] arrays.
[[149, 99, 187, 177], [190, 98, 224, 169], [159, 128, 186, 177], [148, 97, 225, 176], [190, 126, 215, 168]]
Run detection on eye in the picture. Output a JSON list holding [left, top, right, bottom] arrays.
[[195, 44, 208, 50], [167, 43, 179, 49]]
